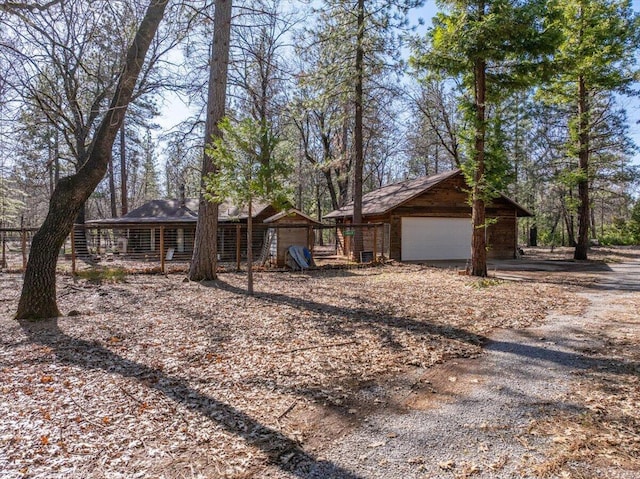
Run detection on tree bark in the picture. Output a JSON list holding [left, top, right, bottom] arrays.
[[108, 151, 118, 218], [247, 200, 253, 295], [189, 0, 233, 281], [120, 123, 128, 215], [352, 0, 365, 261], [470, 54, 487, 277], [574, 75, 590, 260], [16, 0, 169, 320]]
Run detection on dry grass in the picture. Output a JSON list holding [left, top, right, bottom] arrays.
[[0, 263, 577, 478]]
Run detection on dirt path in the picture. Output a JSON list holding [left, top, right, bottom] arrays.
[[266, 262, 640, 478]]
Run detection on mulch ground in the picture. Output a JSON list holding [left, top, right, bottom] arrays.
[[1, 263, 581, 478]]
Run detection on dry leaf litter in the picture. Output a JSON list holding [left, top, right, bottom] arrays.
[[1, 263, 578, 478]]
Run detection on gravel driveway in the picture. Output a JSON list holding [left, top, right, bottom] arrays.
[[266, 261, 640, 479]]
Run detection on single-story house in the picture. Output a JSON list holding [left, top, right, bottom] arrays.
[[86, 198, 280, 261], [324, 169, 532, 261]]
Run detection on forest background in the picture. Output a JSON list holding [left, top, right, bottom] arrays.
[[2, 0, 640, 249]]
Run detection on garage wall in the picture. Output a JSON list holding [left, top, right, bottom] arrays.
[[385, 175, 519, 261]]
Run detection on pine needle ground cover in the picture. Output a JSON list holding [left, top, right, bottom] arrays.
[[1, 264, 581, 477]]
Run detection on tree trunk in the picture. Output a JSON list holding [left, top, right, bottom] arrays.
[[560, 194, 576, 246], [16, 0, 169, 320], [574, 76, 590, 259], [590, 198, 597, 241], [352, 0, 365, 261], [247, 200, 253, 295], [120, 123, 128, 215], [316, 181, 324, 246], [322, 168, 339, 211], [108, 151, 118, 218], [189, 0, 232, 281], [470, 54, 487, 277]]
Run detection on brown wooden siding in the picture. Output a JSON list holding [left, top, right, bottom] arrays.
[[271, 216, 314, 266], [357, 175, 520, 261]]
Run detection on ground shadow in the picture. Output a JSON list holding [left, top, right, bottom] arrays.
[[18, 318, 364, 479], [209, 279, 487, 347], [208, 278, 640, 376]]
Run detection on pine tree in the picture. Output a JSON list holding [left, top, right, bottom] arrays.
[[544, 0, 640, 259], [205, 117, 291, 295], [411, 0, 560, 276], [189, 0, 233, 281]]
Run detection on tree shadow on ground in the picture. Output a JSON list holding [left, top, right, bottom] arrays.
[[208, 279, 487, 345], [208, 279, 640, 376], [493, 272, 640, 292], [17, 317, 364, 479]]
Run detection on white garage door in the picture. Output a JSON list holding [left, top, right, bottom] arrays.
[[401, 217, 472, 261]]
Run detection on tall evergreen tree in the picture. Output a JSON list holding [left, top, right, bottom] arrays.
[[298, 0, 422, 259], [411, 0, 560, 276], [189, 0, 233, 281], [544, 0, 639, 259]]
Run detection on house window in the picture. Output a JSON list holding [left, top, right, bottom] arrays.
[[177, 228, 184, 253]]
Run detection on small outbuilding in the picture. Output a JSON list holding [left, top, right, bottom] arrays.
[[262, 209, 322, 267], [325, 169, 532, 261]]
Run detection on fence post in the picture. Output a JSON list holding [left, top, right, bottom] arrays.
[[236, 224, 241, 271], [160, 226, 165, 273], [373, 225, 378, 263], [21, 228, 27, 271], [70, 227, 76, 275]]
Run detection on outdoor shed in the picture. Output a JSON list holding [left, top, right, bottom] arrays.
[[262, 209, 322, 267], [325, 169, 532, 261]]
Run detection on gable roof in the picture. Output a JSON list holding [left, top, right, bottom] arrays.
[[324, 169, 533, 219], [263, 208, 322, 225], [87, 198, 272, 225]]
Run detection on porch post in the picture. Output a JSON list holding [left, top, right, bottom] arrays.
[[236, 224, 241, 271], [373, 225, 378, 263], [160, 226, 165, 273]]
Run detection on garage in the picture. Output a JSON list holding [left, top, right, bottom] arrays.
[[325, 169, 532, 261], [401, 217, 472, 261]]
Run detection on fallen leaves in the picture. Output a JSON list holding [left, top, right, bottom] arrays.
[[527, 291, 640, 477], [0, 264, 579, 478], [439, 459, 455, 470]]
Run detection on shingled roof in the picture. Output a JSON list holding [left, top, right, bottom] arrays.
[[324, 169, 532, 219], [87, 198, 271, 225]]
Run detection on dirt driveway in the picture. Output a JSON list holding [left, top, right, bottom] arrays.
[[265, 257, 640, 478]]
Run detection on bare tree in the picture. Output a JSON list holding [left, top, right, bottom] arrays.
[[16, 0, 169, 319]]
